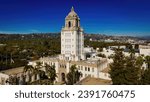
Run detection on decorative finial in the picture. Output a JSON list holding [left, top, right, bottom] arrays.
[[71, 6, 74, 11]]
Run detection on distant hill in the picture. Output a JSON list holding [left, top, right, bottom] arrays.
[[0, 33, 149, 41], [0, 33, 60, 41], [139, 36, 150, 40]]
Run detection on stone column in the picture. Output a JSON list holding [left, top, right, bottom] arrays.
[[31, 75, 35, 82], [25, 71, 30, 82], [37, 74, 40, 80], [66, 62, 70, 73]]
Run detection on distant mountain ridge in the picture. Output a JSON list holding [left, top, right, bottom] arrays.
[[0, 33, 149, 41], [139, 36, 150, 40], [0, 33, 60, 41]]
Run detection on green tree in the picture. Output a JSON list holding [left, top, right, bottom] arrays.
[[97, 53, 106, 58], [129, 48, 135, 59], [45, 64, 57, 85], [110, 48, 142, 85], [124, 55, 141, 85], [24, 65, 39, 83], [8, 75, 18, 85], [24, 65, 34, 72], [141, 68, 150, 84], [38, 70, 48, 80], [66, 65, 82, 85], [23, 65, 34, 83], [109, 48, 126, 85], [126, 44, 133, 49], [141, 56, 150, 84], [136, 56, 144, 67], [135, 44, 139, 49], [145, 56, 150, 69], [35, 62, 42, 69]]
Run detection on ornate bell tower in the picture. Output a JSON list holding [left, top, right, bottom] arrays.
[[65, 7, 80, 29], [60, 7, 85, 61]]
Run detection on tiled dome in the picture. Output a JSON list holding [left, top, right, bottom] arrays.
[[66, 7, 79, 18]]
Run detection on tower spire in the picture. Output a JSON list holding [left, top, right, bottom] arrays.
[[71, 6, 74, 12]]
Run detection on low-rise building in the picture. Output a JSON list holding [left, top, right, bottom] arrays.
[[30, 56, 110, 83], [0, 67, 24, 85], [139, 45, 150, 56]]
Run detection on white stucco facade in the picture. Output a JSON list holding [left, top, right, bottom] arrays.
[[60, 7, 85, 61], [139, 49, 150, 56], [37, 56, 109, 82], [0, 73, 9, 85]]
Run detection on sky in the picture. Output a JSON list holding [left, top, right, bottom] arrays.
[[0, 0, 150, 36]]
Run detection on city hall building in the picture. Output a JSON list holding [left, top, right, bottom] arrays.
[[29, 7, 110, 83], [0, 7, 110, 85]]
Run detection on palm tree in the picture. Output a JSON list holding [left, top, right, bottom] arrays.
[[66, 65, 82, 85], [45, 64, 57, 84], [35, 62, 42, 69], [24, 65, 40, 82], [38, 70, 48, 80], [24, 65, 34, 83], [8, 75, 18, 85], [129, 48, 135, 59], [35, 62, 43, 80], [24, 65, 34, 73]]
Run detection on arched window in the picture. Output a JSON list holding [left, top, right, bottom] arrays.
[[68, 21, 71, 27], [61, 73, 65, 82], [76, 19, 78, 27]]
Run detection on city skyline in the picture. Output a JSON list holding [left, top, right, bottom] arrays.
[[0, 0, 150, 36]]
